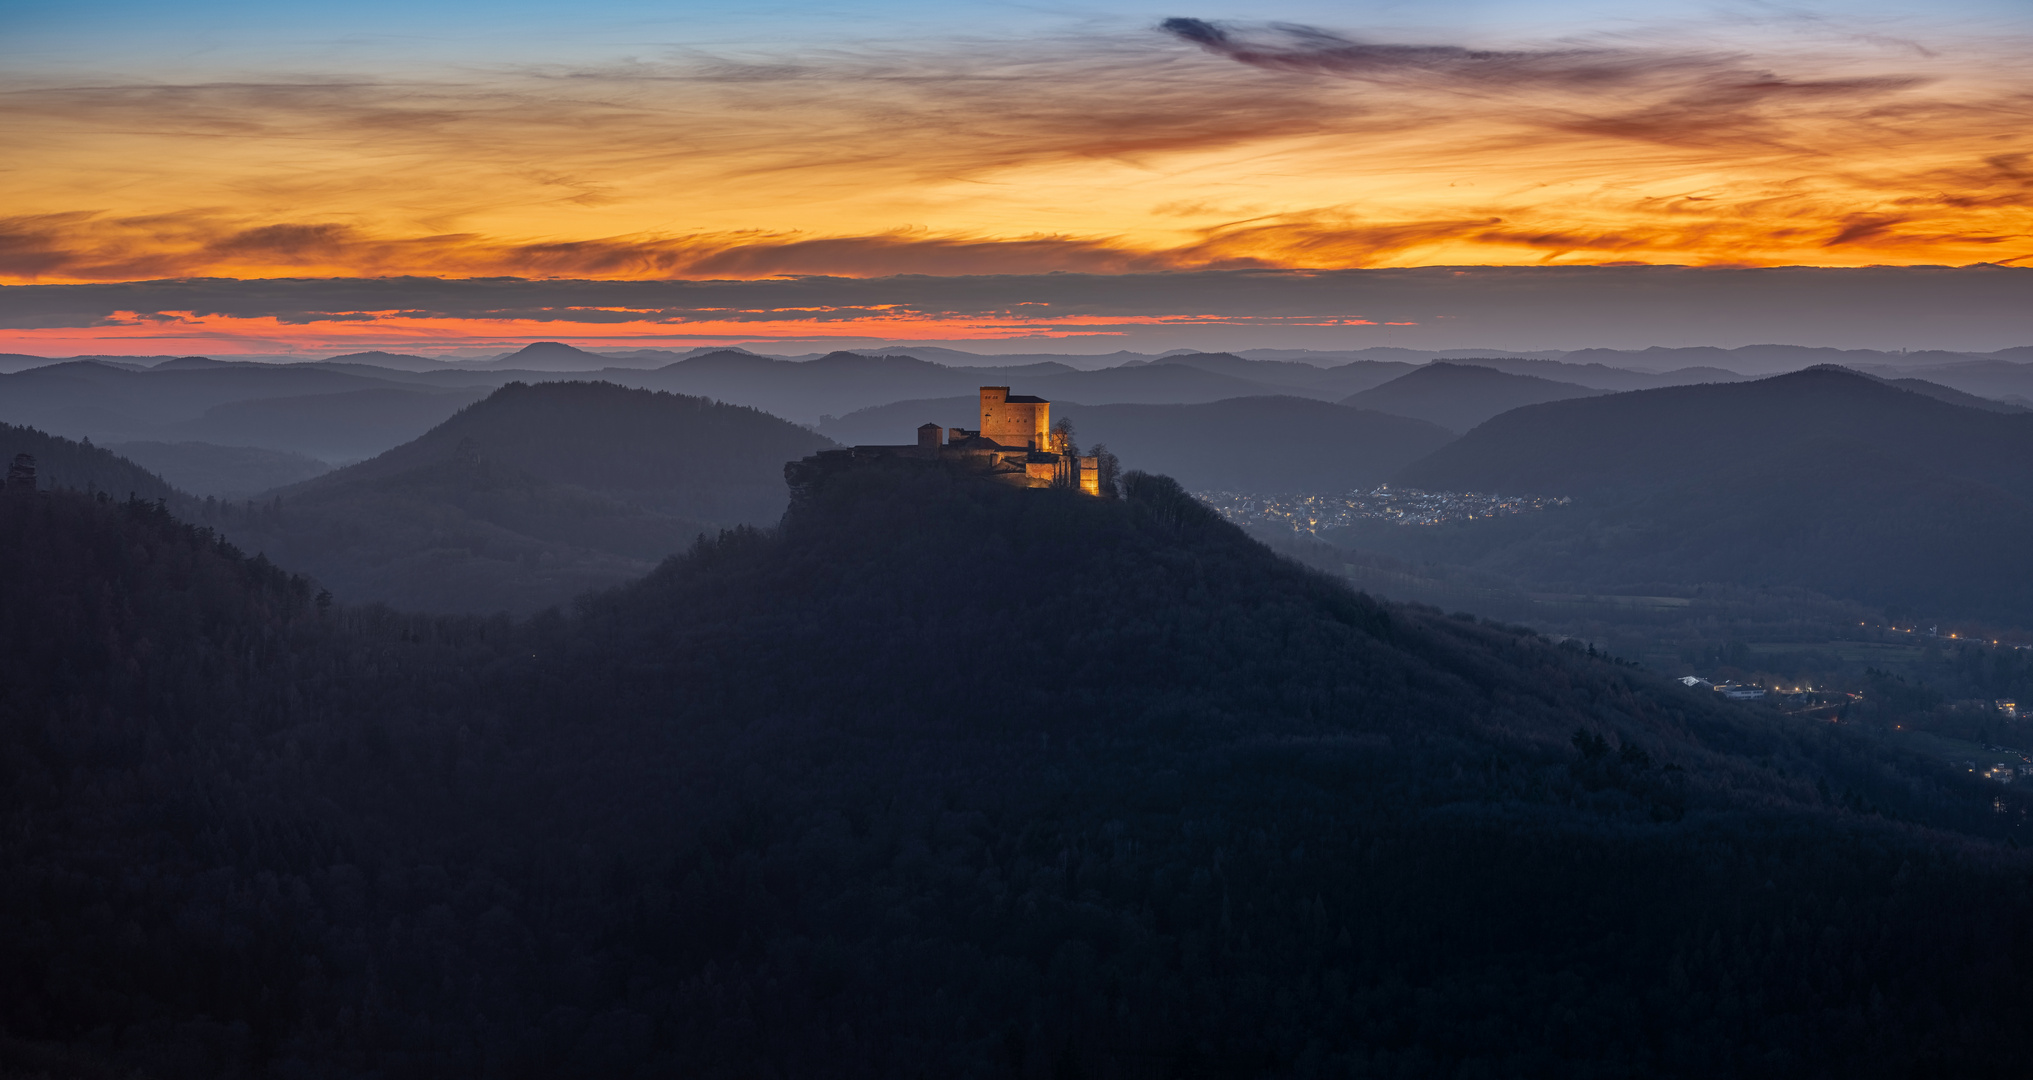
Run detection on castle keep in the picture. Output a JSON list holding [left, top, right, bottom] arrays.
[[788, 387, 1101, 495]]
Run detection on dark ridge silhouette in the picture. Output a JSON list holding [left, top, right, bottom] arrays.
[[1341, 361, 1608, 433], [209, 380, 835, 614], [2, 470, 2029, 1076], [0, 420, 175, 500], [823, 394, 1454, 491], [477, 340, 621, 370], [1386, 366, 2033, 620]]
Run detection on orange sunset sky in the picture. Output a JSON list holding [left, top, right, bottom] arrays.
[[3, 1, 2030, 354]]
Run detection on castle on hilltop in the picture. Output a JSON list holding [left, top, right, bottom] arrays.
[[788, 387, 1102, 496]]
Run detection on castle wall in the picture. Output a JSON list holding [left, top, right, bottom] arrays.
[[978, 387, 1050, 450]]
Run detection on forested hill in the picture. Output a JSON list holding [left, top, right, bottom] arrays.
[[1380, 366, 2033, 621], [6, 471, 2031, 1077], [0, 420, 175, 500], [1400, 364, 2033, 496], [302, 379, 834, 524], [206, 381, 836, 615], [1339, 361, 1606, 433]]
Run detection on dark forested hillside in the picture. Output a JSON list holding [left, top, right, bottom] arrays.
[[1341, 361, 1607, 433], [1379, 366, 2033, 621], [0, 420, 175, 500], [4, 465, 2030, 1079], [207, 380, 836, 614], [310, 379, 832, 523]]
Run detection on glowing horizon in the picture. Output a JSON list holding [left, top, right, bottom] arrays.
[[4, 2, 2030, 353]]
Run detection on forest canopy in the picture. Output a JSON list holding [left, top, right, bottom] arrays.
[[2, 459, 2030, 1078]]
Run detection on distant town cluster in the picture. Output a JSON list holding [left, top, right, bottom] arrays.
[[1195, 486, 1566, 534]]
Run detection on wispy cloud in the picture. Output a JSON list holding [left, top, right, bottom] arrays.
[[1158, 18, 1674, 85], [1, 14, 2029, 283]]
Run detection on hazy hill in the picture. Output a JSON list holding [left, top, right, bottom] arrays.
[[0, 353, 180, 374], [819, 394, 1455, 491], [0, 353, 61, 374], [0, 358, 490, 459], [1342, 362, 1608, 433], [316, 379, 830, 523], [0, 421, 175, 500], [4, 471, 2028, 1077], [477, 340, 624, 370], [1440, 356, 1746, 390], [632, 351, 1304, 424], [1120, 351, 1413, 396], [0, 359, 390, 433], [1387, 366, 2033, 620], [779, 345, 1169, 369], [1233, 346, 1568, 363], [1859, 358, 2033, 404], [317, 350, 459, 372], [635, 349, 1048, 422], [1563, 344, 1919, 374], [167, 386, 492, 462], [109, 441, 331, 498], [214, 381, 835, 613], [1881, 376, 2028, 413], [1019, 361, 1299, 406]]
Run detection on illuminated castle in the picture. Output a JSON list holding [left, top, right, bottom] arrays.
[[788, 387, 1102, 495]]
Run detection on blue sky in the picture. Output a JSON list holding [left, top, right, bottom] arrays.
[[9, 1, 2025, 74]]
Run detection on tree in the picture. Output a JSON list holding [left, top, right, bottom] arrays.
[[1050, 417, 1077, 457], [1089, 443, 1121, 498]]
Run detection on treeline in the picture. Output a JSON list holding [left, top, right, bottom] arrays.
[[2, 468, 2030, 1078]]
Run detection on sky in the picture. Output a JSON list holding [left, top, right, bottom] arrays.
[[3, 0, 2030, 355]]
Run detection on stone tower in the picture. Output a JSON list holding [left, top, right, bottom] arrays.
[[977, 387, 1050, 450]]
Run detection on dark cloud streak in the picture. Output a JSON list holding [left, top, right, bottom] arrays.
[[3, 266, 2029, 350], [1159, 17, 1673, 86]]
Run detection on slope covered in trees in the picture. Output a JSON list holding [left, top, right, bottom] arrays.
[[211, 381, 835, 614], [1380, 366, 2033, 621], [1341, 361, 1608, 433], [3, 465, 2029, 1078], [0, 420, 175, 500]]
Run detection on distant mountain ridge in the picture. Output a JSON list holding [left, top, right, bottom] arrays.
[[1341, 362, 1608, 433], [1378, 366, 2033, 621], [819, 394, 1456, 492], [9, 344, 2030, 477], [0, 359, 488, 461]]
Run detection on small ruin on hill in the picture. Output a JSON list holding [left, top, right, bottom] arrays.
[[788, 387, 1101, 495]]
